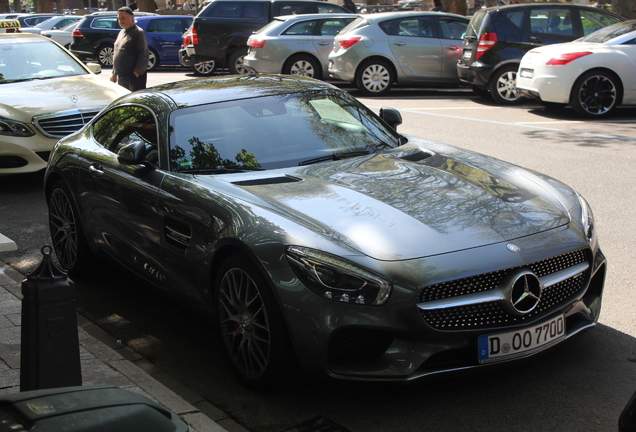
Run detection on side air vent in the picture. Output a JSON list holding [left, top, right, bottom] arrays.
[[232, 176, 303, 186]]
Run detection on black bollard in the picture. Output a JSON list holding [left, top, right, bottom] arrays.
[[20, 245, 82, 391]]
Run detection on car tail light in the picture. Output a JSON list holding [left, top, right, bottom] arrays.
[[475, 32, 497, 60], [248, 38, 266, 48], [191, 26, 199, 45], [546, 51, 593, 66], [72, 29, 83, 38], [338, 36, 361, 49]]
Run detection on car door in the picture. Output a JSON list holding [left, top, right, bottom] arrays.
[[435, 16, 468, 80], [78, 105, 166, 285], [387, 16, 442, 81], [146, 17, 192, 63], [312, 17, 356, 66]]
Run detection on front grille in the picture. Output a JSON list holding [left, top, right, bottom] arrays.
[[33, 108, 102, 138], [419, 250, 590, 330]]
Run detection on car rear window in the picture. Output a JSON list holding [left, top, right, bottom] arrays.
[[582, 20, 636, 43], [465, 10, 486, 38], [339, 16, 367, 34]]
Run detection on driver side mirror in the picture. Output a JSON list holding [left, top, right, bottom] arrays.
[[379, 107, 402, 130], [117, 141, 155, 171]]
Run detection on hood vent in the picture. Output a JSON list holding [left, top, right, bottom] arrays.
[[398, 150, 433, 162], [232, 176, 303, 186]]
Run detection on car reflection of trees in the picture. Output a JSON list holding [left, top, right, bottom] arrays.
[[170, 137, 261, 171]]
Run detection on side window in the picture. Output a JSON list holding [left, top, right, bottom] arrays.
[[580, 10, 621, 36], [155, 18, 185, 33], [378, 19, 396, 35], [277, 3, 315, 15], [316, 4, 346, 13], [283, 19, 318, 35], [396, 18, 420, 37], [319, 18, 354, 36], [92, 18, 117, 29], [209, 2, 242, 18], [503, 10, 525, 30], [93, 106, 158, 164], [530, 8, 572, 36], [438, 17, 468, 40], [243, 3, 265, 19]]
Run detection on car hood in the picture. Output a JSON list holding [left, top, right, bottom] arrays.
[[220, 142, 571, 261], [0, 75, 128, 122]]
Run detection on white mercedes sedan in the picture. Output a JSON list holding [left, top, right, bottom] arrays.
[[516, 20, 636, 118]]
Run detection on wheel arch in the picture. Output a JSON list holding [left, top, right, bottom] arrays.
[[570, 67, 624, 106]]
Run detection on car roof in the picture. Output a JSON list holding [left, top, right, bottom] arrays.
[[0, 33, 65, 44], [120, 75, 336, 108], [273, 12, 358, 21], [360, 10, 468, 20]]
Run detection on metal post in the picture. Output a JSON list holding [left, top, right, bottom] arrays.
[[20, 245, 82, 391]]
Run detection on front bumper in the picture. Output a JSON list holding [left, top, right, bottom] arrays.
[[0, 134, 56, 175], [276, 226, 606, 382]]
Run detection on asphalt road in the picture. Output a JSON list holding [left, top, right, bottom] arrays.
[[1, 67, 636, 432]]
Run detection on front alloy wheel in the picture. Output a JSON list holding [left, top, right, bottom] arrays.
[[356, 60, 394, 96], [215, 254, 294, 388], [490, 65, 522, 104], [570, 70, 619, 118], [48, 181, 92, 273]]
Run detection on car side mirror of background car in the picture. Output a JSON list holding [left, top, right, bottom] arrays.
[[117, 141, 156, 171], [379, 107, 402, 130], [85, 62, 102, 75]]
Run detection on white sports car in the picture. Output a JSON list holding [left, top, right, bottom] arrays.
[[516, 20, 636, 118]]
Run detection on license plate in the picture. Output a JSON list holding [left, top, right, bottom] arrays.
[[478, 315, 565, 364], [519, 68, 534, 79], [462, 49, 472, 59]]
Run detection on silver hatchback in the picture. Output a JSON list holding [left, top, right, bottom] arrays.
[[329, 12, 469, 96], [244, 13, 358, 80]]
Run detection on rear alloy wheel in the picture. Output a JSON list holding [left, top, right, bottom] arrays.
[[228, 48, 249, 75], [97, 44, 114, 68], [356, 59, 394, 96], [489, 65, 523, 104], [48, 180, 93, 274], [283, 55, 321, 80], [570, 70, 620, 118], [147, 48, 159, 71], [215, 253, 294, 389], [192, 59, 216, 76]]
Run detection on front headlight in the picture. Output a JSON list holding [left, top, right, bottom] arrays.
[[286, 246, 392, 306], [0, 118, 35, 137], [577, 193, 595, 245]]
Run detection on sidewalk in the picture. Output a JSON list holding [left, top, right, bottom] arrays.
[[0, 258, 248, 432]]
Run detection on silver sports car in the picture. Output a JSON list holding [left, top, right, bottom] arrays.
[[44, 75, 606, 388]]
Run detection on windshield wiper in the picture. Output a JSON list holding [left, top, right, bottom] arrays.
[[298, 150, 371, 166], [178, 167, 263, 174]]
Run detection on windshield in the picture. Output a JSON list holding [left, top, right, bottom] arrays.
[[0, 40, 88, 83], [169, 89, 401, 172], [581, 20, 636, 43]]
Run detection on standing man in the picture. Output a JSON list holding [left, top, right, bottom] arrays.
[[110, 7, 149, 92]]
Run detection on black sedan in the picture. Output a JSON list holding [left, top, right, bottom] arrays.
[[44, 75, 606, 388]]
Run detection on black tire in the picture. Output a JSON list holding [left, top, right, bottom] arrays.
[[214, 253, 295, 389], [283, 54, 321, 80], [228, 48, 249, 75], [489, 64, 523, 104], [147, 48, 159, 71], [471, 85, 491, 99], [355, 59, 394, 97], [192, 59, 216, 76], [97, 44, 114, 68], [570, 70, 620, 118], [48, 180, 94, 274]]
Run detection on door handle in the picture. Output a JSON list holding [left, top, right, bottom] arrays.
[[447, 46, 461, 51], [392, 41, 406, 46], [317, 41, 330, 46], [88, 163, 104, 178], [529, 36, 542, 43]]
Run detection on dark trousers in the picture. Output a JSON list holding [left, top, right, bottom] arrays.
[[118, 73, 147, 92]]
